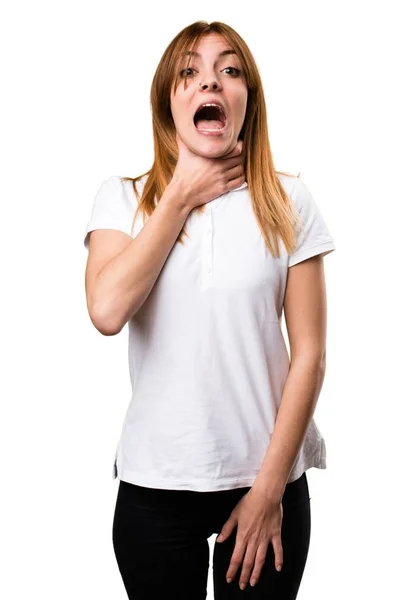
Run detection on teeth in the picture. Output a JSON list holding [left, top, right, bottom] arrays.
[[196, 103, 226, 118]]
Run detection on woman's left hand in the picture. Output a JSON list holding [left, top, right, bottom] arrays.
[[215, 485, 284, 590]]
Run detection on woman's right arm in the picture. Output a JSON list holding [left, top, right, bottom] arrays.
[[85, 181, 191, 336]]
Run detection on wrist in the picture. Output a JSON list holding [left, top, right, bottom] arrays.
[[252, 474, 286, 503], [165, 178, 192, 215]]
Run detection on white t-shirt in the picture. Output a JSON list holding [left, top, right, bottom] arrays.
[[84, 173, 336, 491]]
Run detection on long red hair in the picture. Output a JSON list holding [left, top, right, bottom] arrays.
[[121, 20, 304, 257]]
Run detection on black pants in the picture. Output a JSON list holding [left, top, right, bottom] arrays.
[[112, 472, 311, 599]]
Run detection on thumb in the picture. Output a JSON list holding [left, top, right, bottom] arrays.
[[216, 513, 238, 543]]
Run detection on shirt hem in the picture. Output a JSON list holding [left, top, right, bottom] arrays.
[[113, 461, 326, 492], [288, 240, 335, 267]]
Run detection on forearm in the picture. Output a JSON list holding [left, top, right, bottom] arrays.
[[92, 182, 192, 334], [253, 352, 326, 501]]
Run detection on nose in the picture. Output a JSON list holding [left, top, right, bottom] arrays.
[[199, 79, 222, 91]]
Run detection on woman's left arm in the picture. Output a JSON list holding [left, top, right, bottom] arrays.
[[216, 253, 331, 589], [253, 253, 329, 500]]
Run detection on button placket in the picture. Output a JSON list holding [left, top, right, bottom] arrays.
[[202, 204, 214, 286]]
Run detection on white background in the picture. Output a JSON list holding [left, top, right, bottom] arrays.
[[2, 1, 412, 598]]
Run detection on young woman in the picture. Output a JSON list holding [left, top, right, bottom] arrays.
[[84, 20, 336, 600]]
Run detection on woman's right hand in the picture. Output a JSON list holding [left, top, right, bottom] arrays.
[[170, 133, 245, 211]]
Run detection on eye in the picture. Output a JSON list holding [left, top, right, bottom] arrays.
[[180, 67, 195, 77], [179, 66, 241, 78], [223, 67, 241, 77]]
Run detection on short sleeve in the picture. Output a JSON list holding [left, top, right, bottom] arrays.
[[83, 176, 138, 250], [287, 177, 336, 267]]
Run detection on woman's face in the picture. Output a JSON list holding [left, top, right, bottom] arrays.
[[170, 33, 248, 158]]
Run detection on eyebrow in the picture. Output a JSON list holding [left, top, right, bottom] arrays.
[[184, 49, 237, 59]]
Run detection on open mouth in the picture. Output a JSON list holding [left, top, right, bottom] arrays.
[[193, 104, 227, 131]]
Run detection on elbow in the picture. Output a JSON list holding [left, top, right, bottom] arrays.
[[89, 303, 125, 336], [291, 348, 327, 371], [95, 323, 123, 337]]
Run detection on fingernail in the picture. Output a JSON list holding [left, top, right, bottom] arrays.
[[240, 583, 246, 590], [226, 577, 232, 584], [217, 534, 223, 542], [277, 565, 282, 571], [250, 579, 257, 586]]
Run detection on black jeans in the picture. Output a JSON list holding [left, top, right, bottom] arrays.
[[112, 471, 311, 599]]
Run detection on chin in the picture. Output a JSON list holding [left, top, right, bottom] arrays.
[[189, 134, 235, 157]]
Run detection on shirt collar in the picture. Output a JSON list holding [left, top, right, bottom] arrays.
[[232, 181, 248, 192]]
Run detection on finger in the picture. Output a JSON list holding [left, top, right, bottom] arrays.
[[226, 535, 246, 583], [221, 139, 243, 160], [232, 139, 243, 157], [217, 511, 238, 543], [238, 540, 259, 590], [249, 542, 268, 587], [272, 534, 284, 571]]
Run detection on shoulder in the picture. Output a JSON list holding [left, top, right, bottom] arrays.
[[277, 175, 320, 218], [118, 173, 150, 200], [91, 175, 140, 217], [99, 173, 150, 206], [277, 173, 300, 197]]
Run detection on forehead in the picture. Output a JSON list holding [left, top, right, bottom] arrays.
[[184, 34, 237, 59]]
